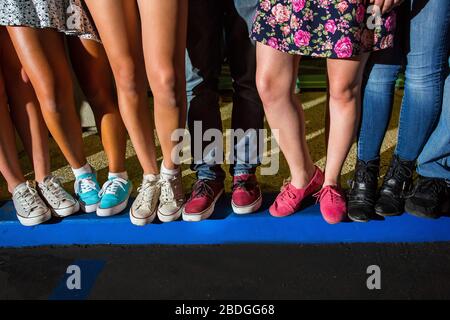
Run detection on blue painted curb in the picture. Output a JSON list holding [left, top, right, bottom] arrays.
[[1, 194, 449, 247]]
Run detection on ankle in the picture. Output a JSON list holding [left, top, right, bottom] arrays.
[[323, 179, 340, 188], [72, 163, 92, 178], [290, 166, 316, 189], [8, 180, 26, 194]]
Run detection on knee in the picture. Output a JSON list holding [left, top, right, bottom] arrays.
[[328, 81, 359, 106], [115, 58, 140, 95], [149, 67, 179, 106], [39, 78, 73, 114], [256, 71, 285, 108]]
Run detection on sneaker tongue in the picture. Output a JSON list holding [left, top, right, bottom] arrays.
[[15, 182, 29, 193], [43, 175, 54, 183]]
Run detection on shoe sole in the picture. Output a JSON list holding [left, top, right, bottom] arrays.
[[130, 207, 157, 226], [375, 209, 403, 217], [182, 189, 224, 222], [52, 201, 80, 218], [348, 214, 370, 223], [17, 208, 52, 227], [158, 206, 183, 223], [97, 198, 130, 217], [232, 195, 262, 214], [96, 187, 132, 217], [79, 201, 100, 214], [405, 202, 441, 219]]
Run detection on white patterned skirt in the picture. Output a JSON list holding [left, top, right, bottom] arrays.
[[0, 0, 99, 42]]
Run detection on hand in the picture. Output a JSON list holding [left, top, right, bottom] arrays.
[[369, 0, 404, 14]]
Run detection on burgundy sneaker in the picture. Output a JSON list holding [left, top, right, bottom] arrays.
[[269, 167, 324, 217], [182, 179, 224, 222], [231, 174, 262, 214], [314, 185, 347, 224]]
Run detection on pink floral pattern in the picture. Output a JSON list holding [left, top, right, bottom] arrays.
[[251, 0, 397, 58]]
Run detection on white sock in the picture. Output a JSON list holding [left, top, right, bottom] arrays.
[[72, 163, 92, 178], [160, 162, 180, 180], [143, 173, 160, 182], [108, 171, 128, 180]]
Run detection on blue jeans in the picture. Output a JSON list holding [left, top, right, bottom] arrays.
[[358, 0, 450, 162], [186, 0, 264, 182], [417, 60, 450, 181]]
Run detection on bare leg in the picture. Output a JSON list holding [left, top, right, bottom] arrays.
[[137, 0, 188, 170], [0, 65, 26, 192], [85, 0, 159, 175], [67, 37, 127, 173], [0, 28, 50, 182], [6, 27, 87, 169], [256, 43, 315, 188], [325, 54, 369, 186]]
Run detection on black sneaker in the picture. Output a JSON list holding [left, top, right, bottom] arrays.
[[347, 159, 380, 222], [375, 155, 415, 216], [405, 176, 450, 219]]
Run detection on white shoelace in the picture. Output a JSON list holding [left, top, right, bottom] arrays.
[[135, 180, 159, 209], [159, 177, 182, 205], [75, 176, 98, 194], [39, 176, 69, 206], [18, 182, 45, 214], [99, 178, 128, 197]]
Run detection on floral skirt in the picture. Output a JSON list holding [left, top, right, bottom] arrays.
[[0, 0, 99, 42], [251, 0, 396, 58]]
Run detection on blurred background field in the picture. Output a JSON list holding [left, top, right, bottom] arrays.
[[0, 60, 404, 200]]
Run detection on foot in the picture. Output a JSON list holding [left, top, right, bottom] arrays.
[[315, 185, 347, 224], [347, 159, 380, 222], [375, 155, 415, 216], [269, 166, 324, 217], [130, 177, 160, 226], [97, 177, 132, 217], [231, 174, 262, 214], [158, 169, 184, 223], [12, 181, 51, 227], [182, 179, 224, 222], [74, 172, 101, 213], [405, 176, 449, 219]]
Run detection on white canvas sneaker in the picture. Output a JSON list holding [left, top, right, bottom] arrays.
[[12, 181, 51, 226], [158, 170, 184, 222], [130, 178, 160, 226], [37, 176, 79, 217]]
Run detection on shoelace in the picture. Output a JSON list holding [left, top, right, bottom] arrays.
[[75, 176, 98, 194], [135, 180, 158, 209], [279, 181, 297, 201], [99, 178, 128, 197], [190, 180, 215, 200], [232, 179, 257, 192], [40, 176, 67, 205], [384, 158, 413, 183], [353, 162, 379, 185], [160, 177, 183, 204], [314, 187, 342, 204], [18, 182, 44, 214]]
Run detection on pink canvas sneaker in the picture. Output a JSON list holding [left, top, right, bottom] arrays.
[[269, 167, 324, 217], [315, 185, 347, 224], [231, 174, 262, 214]]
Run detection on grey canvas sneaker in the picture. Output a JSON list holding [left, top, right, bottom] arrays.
[[158, 171, 184, 222], [130, 177, 160, 226], [37, 176, 80, 217], [12, 181, 51, 226]]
